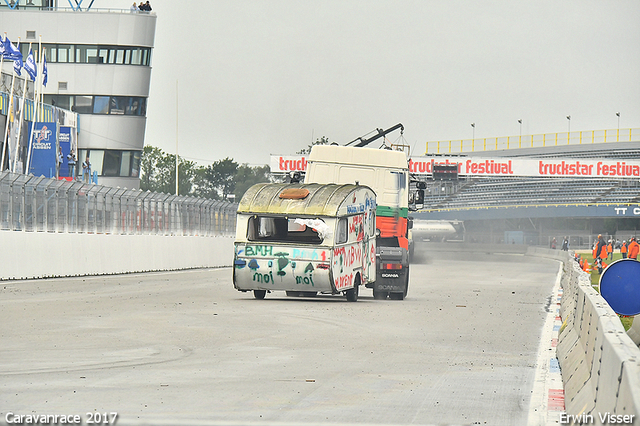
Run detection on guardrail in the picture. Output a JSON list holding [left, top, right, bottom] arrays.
[[529, 248, 640, 419], [425, 128, 640, 154], [419, 202, 640, 213], [0, 171, 237, 236]]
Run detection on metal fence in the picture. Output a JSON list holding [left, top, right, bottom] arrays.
[[425, 128, 640, 154], [0, 171, 238, 236]]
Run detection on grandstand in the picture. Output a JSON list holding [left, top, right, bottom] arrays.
[[412, 131, 640, 245]]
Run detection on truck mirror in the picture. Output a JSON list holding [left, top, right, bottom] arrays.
[[415, 189, 425, 205]]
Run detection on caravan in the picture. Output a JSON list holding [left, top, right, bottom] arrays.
[[233, 183, 377, 302]]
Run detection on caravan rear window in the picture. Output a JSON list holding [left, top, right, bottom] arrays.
[[247, 216, 325, 244]]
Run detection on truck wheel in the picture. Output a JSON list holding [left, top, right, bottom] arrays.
[[389, 292, 404, 300], [373, 290, 388, 300], [345, 277, 359, 302], [253, 290, 266, 299], [403, 267, 409, 298]]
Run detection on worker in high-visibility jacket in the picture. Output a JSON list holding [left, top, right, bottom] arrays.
[[607, 241, 613, 260], [621, 241, 628, 259], [628, 237, 640, 260], [596, 235, 607, 260]]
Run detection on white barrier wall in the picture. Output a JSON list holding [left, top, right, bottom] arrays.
[[0, 231, 234, 280], [528, 247, 640, 422]]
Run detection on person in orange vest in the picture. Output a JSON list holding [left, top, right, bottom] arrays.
[[628, 237, 640, 260], [596, 235, 607, 258], [621, 241, 628, 259], [607, 240, 613, 260]]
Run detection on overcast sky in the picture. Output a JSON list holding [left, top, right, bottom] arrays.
[[110, 0, 639, 166]]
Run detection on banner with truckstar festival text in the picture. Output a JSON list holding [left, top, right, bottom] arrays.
[[270, 154, 640, 178]]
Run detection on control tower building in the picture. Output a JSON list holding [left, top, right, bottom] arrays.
[[0, 0, 156, 188]]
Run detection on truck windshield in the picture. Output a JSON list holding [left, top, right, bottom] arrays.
[[247, 216, 324, 244]]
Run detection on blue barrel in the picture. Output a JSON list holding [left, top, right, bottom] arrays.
[[599, 259, 640, 316]]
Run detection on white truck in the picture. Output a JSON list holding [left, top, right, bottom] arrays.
[[304, 143, 414, 300], [233, 183, 377, 302]]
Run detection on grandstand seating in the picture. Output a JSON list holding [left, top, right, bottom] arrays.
[[419, 141, 640, 211]]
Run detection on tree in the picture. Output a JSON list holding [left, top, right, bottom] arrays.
[[193, 157, 238, 200], [140, 145, 164, 192], [297, 136, 332, 155], [140, 145, 196, 195], [234, 164, 271, 200], [140, 146, 270, 200]]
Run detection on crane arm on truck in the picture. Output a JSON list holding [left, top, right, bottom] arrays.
[[346, 123, 404, 148]]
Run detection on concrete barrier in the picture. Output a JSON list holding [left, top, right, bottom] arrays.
[[0, 230, 234, 280], [628, 317, 640, 346], [529, 247, 640, 422]]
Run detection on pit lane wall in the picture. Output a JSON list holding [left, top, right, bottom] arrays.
[[0, 231, 234, 280], [528, 247, 640, 421]]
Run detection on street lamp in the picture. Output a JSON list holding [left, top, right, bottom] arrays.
[[518, 119, 522, 148], [471, 123, 475, 140], [518, 119, 522, 136], [566, 115, 571, 134], [616, 112, 620, 130]]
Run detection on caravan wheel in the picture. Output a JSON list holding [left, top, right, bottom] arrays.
[[345, 276, 360, 302]]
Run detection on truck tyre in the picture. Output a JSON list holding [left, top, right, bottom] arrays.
[[373, 290, 388, 300], [345, 276, 360, 302], [389, 292, 404, 300], [253, 290, 266, 300]]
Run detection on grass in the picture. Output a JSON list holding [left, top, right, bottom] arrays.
[[574, 251, 634, 331]]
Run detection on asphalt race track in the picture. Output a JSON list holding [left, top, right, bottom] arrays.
[[0, 248, 560, 426]]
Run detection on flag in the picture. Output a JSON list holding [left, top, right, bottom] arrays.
[[3, 37, 22, 61], [42, 52, 48, 87], [0, 36, 5, 57], [24, 48, 37, 81], [8, 39, 23, 76], [14, 54, 22, 75]]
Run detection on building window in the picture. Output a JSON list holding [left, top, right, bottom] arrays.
[[131, 151, 141, 178], [77, 149, 142, 178], [102, 150, 122, 177], [75, 96, 93, 114], [21, 43, 152, 66], [93, 96, 110, 114], [42, 95, 147, 117], [17, 43, 150, 65]]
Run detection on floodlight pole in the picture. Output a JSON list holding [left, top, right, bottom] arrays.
[[175, 79, 179, 196], [518, 119, 522, 148]]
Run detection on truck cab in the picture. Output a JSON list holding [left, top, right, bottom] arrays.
[[304, 145, 411, 300]]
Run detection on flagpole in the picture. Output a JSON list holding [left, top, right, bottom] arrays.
[[0, 33, 6, 171], [26, 36, 42, 174], [175, 79, 179, 195], [12, 42, 31, 173], [0, 33, 5, 83], [1, 37, 20, 172]]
